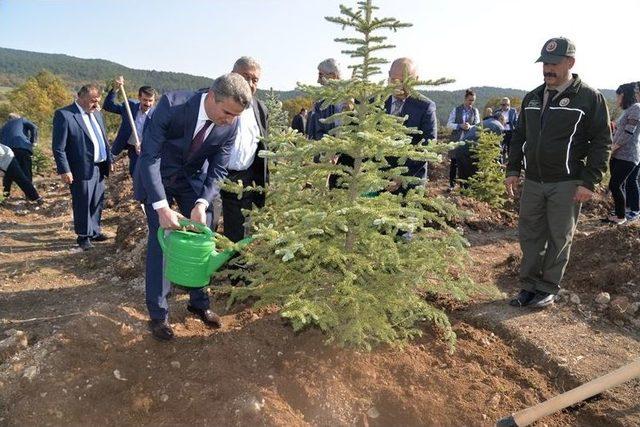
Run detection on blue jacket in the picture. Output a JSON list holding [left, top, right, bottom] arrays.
[[102, 89, 153, 156], [133, 90, 239, 205], [0, 117, 38, 152], [52, 103, 113, 180], [384, 95, 438, 177]]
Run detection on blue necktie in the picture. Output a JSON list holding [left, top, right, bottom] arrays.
[[87, 113, 107, 161]]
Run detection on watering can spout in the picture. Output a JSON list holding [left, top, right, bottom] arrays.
[[208, 236, 254, 275]]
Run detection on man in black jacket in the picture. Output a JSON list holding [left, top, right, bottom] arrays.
[[291, 108, 307, 134], [505, 37, 611, 308]]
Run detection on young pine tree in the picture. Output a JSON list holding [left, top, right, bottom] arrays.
[[461, 129, 506, 208], [225, 0, 485, 350], [263, 88, 289, 133]]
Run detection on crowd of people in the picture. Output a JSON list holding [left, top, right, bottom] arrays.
[[0, 36, 638, 339]]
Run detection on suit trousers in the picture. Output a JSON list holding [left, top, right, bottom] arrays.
[[126, 146, 139, 178], [70, 164, 105, 240], [221, 168, 265, 243], [3, 148, 32, 195], [3, 158, 39, 200], [518, 180, 581, 294], [143, 177, 211, 321]]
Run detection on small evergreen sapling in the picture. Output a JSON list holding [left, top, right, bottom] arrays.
[[461, 128, 506, 208], [225, 0, 486, 350]]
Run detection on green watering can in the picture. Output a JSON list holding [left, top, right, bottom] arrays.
[[157, 219, 252, 288]]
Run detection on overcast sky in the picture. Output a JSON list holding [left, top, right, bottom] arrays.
[[0, 0, 637, 91]]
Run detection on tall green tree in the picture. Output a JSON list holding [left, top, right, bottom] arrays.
[[226, 0, 484, 350]]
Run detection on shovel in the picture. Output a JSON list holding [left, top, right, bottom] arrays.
[[496, 357, 640, 426]]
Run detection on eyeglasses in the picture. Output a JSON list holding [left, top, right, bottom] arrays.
[[500, 104, 509, 106]]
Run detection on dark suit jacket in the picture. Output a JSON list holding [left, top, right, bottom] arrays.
[[247, 97, 269, 186], [1, 117, 38, 152], [133, 90, 239, 205], [52, 103, 112, 180], [384, 95, 438, 177], [306, 101, 337, 140], [103, 90, 154, 156], [291, 113, 305, 134]]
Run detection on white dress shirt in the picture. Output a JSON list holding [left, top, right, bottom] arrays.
[[501, 110, 511, 131], [153, 93, 214, 211], [128, 107, 151, 146], [75, 102, 107, 163], [227, 103, 260, 171]]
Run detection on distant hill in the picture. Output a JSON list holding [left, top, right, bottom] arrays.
[[0, 46, 616, 125], [0, 46, 212, 93]]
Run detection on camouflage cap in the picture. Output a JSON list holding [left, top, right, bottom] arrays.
[[535, 37, 576, 64]]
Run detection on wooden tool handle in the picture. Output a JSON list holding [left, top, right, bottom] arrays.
[[119, 85, 141, 147], [497, 357, 640, 427]]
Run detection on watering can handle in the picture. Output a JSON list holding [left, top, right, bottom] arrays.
[[177, 219, 214, 238], [157, 219, 215, 253]]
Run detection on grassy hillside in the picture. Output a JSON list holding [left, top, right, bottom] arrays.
[[0, 46, 616, 125], [0, 46, 212, 93]]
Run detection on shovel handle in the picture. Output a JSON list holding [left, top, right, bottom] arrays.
[[497, 357, 640, 427]]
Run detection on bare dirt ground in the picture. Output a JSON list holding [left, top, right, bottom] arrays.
[[0, 162, 638, 426]]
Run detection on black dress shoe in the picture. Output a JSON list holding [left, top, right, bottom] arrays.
[[77, 237, 94, 251], [187, 305, 222, 328], [91, 233, 109, 242], [529, 291, 558, 308], [149, 319, 174, 341], [509, 289, 536, 307]]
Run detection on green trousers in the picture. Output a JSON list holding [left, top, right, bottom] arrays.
[[518, 180, 582, 294]]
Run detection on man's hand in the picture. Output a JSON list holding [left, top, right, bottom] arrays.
[[386, 179, 402, 193], [157, 207, 181, 230], [113, 75, 124, 91], [190, 203, 207, 226], [573, 185, 594, 203], [504, 175, 520, 198], [110, 163, 115, 173], [60, 172, 73, 185], [135, 143, 141, 155], [461, 122, 471, 131]]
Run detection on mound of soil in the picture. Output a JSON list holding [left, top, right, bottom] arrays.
[[0, 303, 580, 426], [565, 226, 640, 294], [449, 194, 518, 232]]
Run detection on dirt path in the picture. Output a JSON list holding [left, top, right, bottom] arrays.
[[460, 216, 640, 427], [0, 171, 634, 426]]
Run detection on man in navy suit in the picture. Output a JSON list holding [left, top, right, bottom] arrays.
[[384, 57, 438, 193], [103, 77, 156, 177], [134, 73, 252, 341], [1, 113, 38, 198], [52, 84, 113, 251], [221, 57, 269, 243]]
